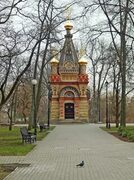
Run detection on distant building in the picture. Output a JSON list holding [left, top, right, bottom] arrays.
[[50, 21, 89, 123]]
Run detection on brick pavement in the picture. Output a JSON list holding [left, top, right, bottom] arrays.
[[1, 124, 134, 180]]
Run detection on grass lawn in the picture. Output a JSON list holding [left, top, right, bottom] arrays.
[[0, 126, 55, 156], [101, 126, 134, 142], [0, 125, 55, 179], [101, 126, 118, 133]]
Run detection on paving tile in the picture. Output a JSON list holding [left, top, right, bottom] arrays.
[[1, 124, 134, 180]]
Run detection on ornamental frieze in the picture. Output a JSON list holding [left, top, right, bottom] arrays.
[[60, 86, 80, 97], [79, 74, 88, 82], [51, 75, 61, 82]]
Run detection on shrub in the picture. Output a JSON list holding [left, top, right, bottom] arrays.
[[121, 131, 127, 137], [127, 132, 134, 142], [118, 127, 129, 137], [118, 127, 125, 136]]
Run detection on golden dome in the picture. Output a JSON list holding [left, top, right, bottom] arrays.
[[78, 57, 88, 64], [50, 57, 59, 64], [64, 20, 73, 30]]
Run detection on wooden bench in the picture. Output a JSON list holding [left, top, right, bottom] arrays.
[[20, 127, 36, 143], [39, 123, 48, 132]]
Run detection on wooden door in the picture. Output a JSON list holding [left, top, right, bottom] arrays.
[[65, 103, 74, 119]]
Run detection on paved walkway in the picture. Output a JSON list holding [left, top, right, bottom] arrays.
[[1, 124, 134, 180]]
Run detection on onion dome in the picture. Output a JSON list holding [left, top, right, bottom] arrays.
[[78, 57, 88, 64], [64, 20, 73, 31], [50, 57, 59, 64]]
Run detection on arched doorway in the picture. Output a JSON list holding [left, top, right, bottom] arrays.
[[59, 86, 80, 120], [65, 103, 74, 119]]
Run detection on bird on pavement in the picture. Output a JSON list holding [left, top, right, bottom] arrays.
[[76, 160, 84, 167]]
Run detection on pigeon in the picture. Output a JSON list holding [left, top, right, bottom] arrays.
[[76, 160, 84, 167]]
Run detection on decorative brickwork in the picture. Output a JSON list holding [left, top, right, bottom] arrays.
[[50, 23, 89, 123]]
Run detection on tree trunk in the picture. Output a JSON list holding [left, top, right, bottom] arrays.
[[97, 92, 101, 123], [119, 0, 129, 127], [115, 89, 120, 128]]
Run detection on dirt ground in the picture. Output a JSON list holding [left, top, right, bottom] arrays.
[[110, 132, 130, 142], [0, 165, 17, 180], [0, 163, 30, 180]]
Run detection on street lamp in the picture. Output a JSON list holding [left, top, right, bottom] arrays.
[[108, 101, 111, 129], [31, 79, 37, 135], [7, 103, 12, 131], [47, 82, 52, 129], [105, 81, 109, 128]]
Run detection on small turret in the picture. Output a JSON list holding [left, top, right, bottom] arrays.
[[50, 57, 59, 74], [78, 49, 88, 74]]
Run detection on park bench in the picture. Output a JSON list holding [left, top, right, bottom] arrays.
[[39, 123, 48, 132], [20, 127, 36, 143]]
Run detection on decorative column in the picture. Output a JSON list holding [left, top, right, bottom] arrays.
[[50, 57, 60, 123], [78, 56, 89, 122]]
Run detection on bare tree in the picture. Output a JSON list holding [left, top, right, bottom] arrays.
[[81, 0, 134, 126], [0, 24, 43, 110], [0, 0, 26, 24], [86, 39, 112, 122]]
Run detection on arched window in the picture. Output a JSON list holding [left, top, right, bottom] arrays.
[[60, 86, 80, 97], [64, 91, 74, 97]]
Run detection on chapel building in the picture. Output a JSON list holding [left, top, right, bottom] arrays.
[[50, 21, 89, 123]]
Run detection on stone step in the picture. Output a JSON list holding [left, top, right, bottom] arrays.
[[56, 120, 86, 124]]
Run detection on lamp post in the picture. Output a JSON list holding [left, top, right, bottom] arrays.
[[105, 81, 109, 128], [7, 103, 12, 131], [108, 101, 111, 129], [47, 82, 52, 129], [31, 79, 37, 135]]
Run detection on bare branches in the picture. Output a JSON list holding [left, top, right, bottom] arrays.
[[80, 0, 134, 124], [0, 0, 25, 24]]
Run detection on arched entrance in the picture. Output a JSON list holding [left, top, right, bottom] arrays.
[[65, 103, 74, 119], [59, 86, 80, 120]]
